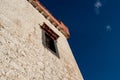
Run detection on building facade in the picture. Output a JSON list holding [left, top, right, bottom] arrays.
[[0, 0, 83, 80]]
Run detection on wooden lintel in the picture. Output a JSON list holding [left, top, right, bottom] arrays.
[[41, 23, 59, 40]]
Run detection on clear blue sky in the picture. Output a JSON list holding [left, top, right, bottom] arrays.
[[39, 0, 120, 80]]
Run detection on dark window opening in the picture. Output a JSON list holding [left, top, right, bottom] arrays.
[[41, 23, 60, 58], [45, 33, 56, 53]]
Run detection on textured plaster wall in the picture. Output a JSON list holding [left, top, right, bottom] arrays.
[[0, 0, 83, 80]]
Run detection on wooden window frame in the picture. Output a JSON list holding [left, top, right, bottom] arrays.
[[41, 23, 59, 53]]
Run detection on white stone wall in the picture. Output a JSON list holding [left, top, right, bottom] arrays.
[[0, 0, 83, 80]]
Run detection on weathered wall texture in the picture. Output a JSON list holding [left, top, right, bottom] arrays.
[[0, 0, 83, 80]]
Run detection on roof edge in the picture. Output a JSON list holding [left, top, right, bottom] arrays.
[[27, 0, 70, 38]]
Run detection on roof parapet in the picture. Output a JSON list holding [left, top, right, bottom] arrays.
[[27, 0, 70, 38]]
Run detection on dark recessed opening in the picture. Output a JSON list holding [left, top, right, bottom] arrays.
[[45, 33, 56, 53], [41, 23, 60, 58]]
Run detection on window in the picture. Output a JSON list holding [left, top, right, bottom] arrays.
[[45, 33, 56, 53], [41, 23, 59, 56]]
